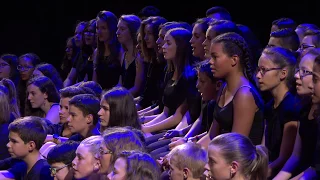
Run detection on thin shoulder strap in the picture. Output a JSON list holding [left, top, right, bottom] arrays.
[[217, 82, 227, 103], [233, 85, 252, 98]]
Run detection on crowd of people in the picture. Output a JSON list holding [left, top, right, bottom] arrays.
[[0, 4, 319, 180]]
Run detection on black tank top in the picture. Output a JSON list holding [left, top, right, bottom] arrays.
[[121, 55, 136, 90], [213, 84, 264, 145]]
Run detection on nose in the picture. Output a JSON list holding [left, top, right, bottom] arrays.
[[256, 70, 262, 79], [116, 29, 120, 35], [107, 172, 112, 180], [67, 115, 71, 122], [156, 37, 160, 45], [308, 80, 314, 91], [202, 39, 208, 47], [294, 70, 300, 80], [27, 93, 32, 100], [6, 142, 10, 148], [98, 108, 103, 116], [190, 36, 194, 44]]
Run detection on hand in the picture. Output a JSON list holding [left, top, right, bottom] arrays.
[[157, 155, 169, 171], [169, 137, 187, 150], [159, 130, 181, 140]]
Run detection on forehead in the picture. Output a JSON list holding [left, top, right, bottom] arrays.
[[159, 28, 166, 35], [27, 84, 40, 91], [268, 37, 282, 46], [145, 24, 153, 32], [19, 57, 32, 64], [193, 23, 203, 33], [300, 54, 316, 66], [100, 99, 109, 106], [9, 131, 22, 140], [207, 26, 218, 37], [258, 54, 276, 66], [164, 34, 174, 41], [302, 35, 315, 44], [97, 19, 108, 27], [69, 105, 82, 113], [76, 144, 90, 154], [117, 19, 128, 27]]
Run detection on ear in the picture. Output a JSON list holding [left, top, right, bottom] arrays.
[[230, 55, 240, 67], [215, 80, 223, 92], [183, 168, 191, 179], [279, 68, 288, 81], [230, 161, 240, 177], [43, 92, 48, 100], [93, 158, 101, 171], [85, 114, 93, 124], [28, 141, 37, 152]]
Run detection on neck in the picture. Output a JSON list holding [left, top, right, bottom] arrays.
[[23, 152, 42, 173], [124, 41, 134, 54], [40, 101, 52, 114], [309, 103, 318, 119], [225, 71, 247, 93], [232, 173, 246, 180], [100, 125, 107, 134], [187, 177, 200, 180], [270, 83, 289, 108], [80, 125, 94, 138]]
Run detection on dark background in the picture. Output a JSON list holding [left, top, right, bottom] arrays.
[[0, 0, 318, 69]]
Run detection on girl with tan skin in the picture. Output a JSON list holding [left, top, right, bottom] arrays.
[[197, 32, 264, 149]]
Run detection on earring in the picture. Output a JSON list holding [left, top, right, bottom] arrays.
[[230, 169, 234, 178]]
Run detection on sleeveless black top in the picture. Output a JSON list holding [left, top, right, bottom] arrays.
[[213, 84, 264, 145], [121, 55, 136, 90], [95, 56, 121, 90]]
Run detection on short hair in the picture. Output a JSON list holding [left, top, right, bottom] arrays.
[[206, 6, 231, 20], [69, 94, 100, 125], [272, 17, 297, 30], [118, 151, 160, 180], [139, 6, 160, 18], [168, 143, 207, 178], [79, 81, 102, 98], [59, 86, 86, 98], [8, 116, 47, 150], [270, 28, 300, 51], [80, 135, 102, 155], [47, 140, 80, 165], [102, 127, 145, 167]]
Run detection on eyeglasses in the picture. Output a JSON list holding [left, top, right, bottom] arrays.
[[298, 44, 316, 50], [265, 44, 276, 48], [17, 65, 34, 71], [50, 163, 71, 177], [256, 67, 282, 76], [0, 63, 9, 68], [295, 68, 313, 78], [99, 148, 113, 156]]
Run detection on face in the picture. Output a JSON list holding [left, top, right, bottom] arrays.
[[116, 19, 131, 45], [311, 64, 320, 104], [162, 34, 176, 61], [267, 37, 282, 49], [209, 42, 232, 79], [59, 97, 71, 124], [7, 131, 30, 159], [107, 157, 127, 180], [270, 25, 279, 33], [144, 24, 156, 48], [256, 54, 283, 92], [27, 84, 47, 109], [68, 105, 89, 135], [50, 162, 72, 180], [196, 72, 216, 101], [97, 19, 110, 42], [295, 54, 314, 96], [190, 23, 206, 59], [98, 100, 110, 127], [32, 69, 44, 78], [65, 39, 73, 60], [98, 142, 113, 174], [203, 26, 218, 59], [18, 57, 35, 81], [136, 33, 143, 56], [295, 27, 304, 43], [0, 58, 11, 79], [168, 157, 184, 180], [84, 26, 96, 46], [73, 144, 99, 179], [298, 35, 317, 55], [207, 145, 232, 180], [156, 28, 167, 54], [74, 24, 85, 47]]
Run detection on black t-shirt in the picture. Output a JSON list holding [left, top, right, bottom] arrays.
[[264, 92, 301, 161], [9, 159, 53, 180], [201, 100, 216, 132]]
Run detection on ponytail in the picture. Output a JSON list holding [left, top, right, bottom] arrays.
[[250, 145, 268, 180]]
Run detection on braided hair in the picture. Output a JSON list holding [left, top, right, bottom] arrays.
[[212, 32, 257, 87]]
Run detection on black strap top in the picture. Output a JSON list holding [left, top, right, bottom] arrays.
[[121, 55, 137, 90], [213, 84, 264, 145]]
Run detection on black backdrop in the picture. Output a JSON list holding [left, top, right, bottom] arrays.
[[0, 0, 318, 69]]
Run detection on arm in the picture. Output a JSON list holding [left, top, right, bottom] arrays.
[[63, 68, 77, 87], [269, 121, 298, 177], [141, 106, 160, 116], [0, 171, 14, 180], [273, 122, 302, 180], [45, 105, 60, 124], [129, 55, 145, 97], [198, 119, 220, 149], [185, 118, 204, 138], [143, 101, 188, 133], [92, 48, 98, 82], [232, 87, 257, 136]]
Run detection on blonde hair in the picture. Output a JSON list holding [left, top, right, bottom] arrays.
[[80, 135, 102, 155], [168, 143, 207, 178]]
